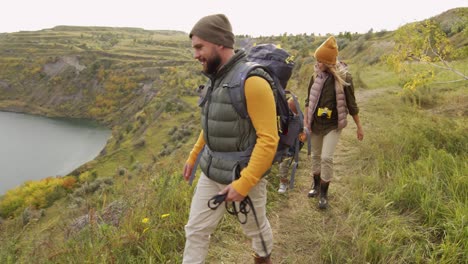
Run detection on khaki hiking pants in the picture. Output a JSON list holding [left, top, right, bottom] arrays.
[[183, 172, 273, 264], [310, 129, 342, 182]]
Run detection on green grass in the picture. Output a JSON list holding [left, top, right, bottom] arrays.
[[0, 152, 193, 263], [339, 84, 467, 263], [355, 63, 400, 89]]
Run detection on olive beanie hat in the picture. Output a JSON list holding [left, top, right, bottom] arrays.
[[314, 36, 338, 65], [189, 14, 235, 48]]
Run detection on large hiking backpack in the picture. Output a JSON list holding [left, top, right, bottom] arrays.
[[235, 44, 302, 157], [189, 44, 304, 188], [238, 44, 304, 188]]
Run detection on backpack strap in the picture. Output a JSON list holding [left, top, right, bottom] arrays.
[[226, 61, 297, 165], [188, 145, 204, 186], [290, 92, 307, 160], [228, 61, 276, 119], [278, 92, 305, 189], [288, 92, 304, 127], [290, 164, 298, 189]]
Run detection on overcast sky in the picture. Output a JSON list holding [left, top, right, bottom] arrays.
[[2, 0, 467, 36]]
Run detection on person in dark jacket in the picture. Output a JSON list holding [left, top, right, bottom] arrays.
[[304, 36, 364, 209], [277, 96, 306, 194]]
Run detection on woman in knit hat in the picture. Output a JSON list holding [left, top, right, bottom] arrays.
[[304, 36, 364, 209]]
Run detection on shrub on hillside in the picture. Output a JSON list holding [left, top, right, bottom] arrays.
[[78, 171, 98, 183], [0, 176, 77, 218], [399, 86, 439, 108], [22, 207, 45, 226], [68, 177, 114, 208], [136, 111, 146, 125], [117, 167, 127, 177], [159, 145, 173, 157], [71, 177, 114, 198], [133, 137, 146, 148]]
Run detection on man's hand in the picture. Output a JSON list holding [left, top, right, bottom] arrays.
[[219, 184, 245, 202], [183, 163, 194, 182]]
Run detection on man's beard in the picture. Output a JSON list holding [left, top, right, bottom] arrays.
[[204, 54, 222, 75]]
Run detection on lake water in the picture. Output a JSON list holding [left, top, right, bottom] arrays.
[[0, 111, 111, 195]]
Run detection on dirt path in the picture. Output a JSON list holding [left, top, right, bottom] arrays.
[[209, 87, 388, 263], [267, 88, 389, 263]]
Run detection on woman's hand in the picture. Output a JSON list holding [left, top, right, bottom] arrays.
[[357, 126, 364, 141], [352, 114, 364, 141]]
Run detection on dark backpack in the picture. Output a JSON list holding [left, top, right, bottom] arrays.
[[235, 44, 304, 188], [189, 44, 304, 187], [235, 44, 302, 157]]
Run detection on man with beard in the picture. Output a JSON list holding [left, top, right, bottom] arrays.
[[182, 14, 278, 264]]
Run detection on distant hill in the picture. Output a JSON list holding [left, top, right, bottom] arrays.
[[0, 26, 195, 124]]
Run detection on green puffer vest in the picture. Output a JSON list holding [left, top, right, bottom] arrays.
[[198, 50, 271, 184]]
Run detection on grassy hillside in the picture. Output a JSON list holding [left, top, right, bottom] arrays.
[[0, 7, 466, 264], [0, 26, 196, 124]]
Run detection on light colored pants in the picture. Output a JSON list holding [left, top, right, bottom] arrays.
[[183, 172, 273, 264], [310, 129, 342, 182]]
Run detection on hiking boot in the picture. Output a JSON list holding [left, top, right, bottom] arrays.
[[318, 180, 330, 209], [278, 182, 288, 194], [254, 253, 272, 264], [307, 173, 321, 198]]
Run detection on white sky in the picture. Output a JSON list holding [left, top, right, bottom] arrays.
[[2, 0, 467, 36]]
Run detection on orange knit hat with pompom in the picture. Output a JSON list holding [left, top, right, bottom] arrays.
[[314, 36, 338, 65]]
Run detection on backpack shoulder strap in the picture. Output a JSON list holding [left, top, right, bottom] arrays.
[[285, 91, 304, 125], [228, 61, 272, 119]]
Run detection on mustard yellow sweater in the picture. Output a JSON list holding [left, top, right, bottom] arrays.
[[186, 76, 279, 196]]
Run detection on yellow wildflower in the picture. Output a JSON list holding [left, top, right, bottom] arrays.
[[141, 217, 150, 224], [161, 214, 170, 219]]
